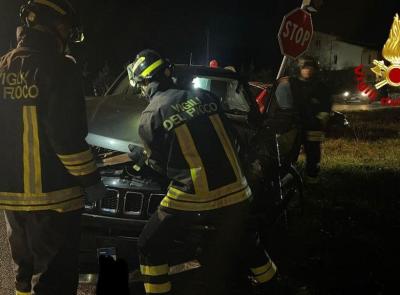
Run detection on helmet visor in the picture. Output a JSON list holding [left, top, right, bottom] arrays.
[[127, 62, 143, 88]]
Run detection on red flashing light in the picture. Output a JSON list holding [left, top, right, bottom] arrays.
[[209, 59, 218, 68]]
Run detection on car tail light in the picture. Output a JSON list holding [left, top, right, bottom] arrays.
[[123, 192, 144, 216], [100, 189, 119, 214]]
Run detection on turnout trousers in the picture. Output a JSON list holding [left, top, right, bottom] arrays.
[[4, 209, 82, 295], [138, 200, 276, 295], [302, 130, 325, 178]]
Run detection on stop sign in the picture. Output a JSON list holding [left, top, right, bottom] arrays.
[[278, 8, 314, 59]]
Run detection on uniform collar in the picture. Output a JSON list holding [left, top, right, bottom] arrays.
[[146, 78, 175, 101]]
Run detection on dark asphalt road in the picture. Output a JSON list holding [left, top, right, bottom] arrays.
[[333, 102, 400, 112]]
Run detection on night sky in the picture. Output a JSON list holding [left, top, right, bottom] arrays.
[[0, 0, 399, 76]]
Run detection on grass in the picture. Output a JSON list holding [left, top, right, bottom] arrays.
[[265, 108, 400, 294]]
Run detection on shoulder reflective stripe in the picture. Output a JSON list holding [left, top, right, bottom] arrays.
[[30, 106, 42, 193], [131, 56, 146, 75], [16, 291, 31, 295], [140, 264, 169, 276], [144, 282, 171, 294], [160, 186, 251, 211], [175, 124, 209, 194], [208, 114, 242, 180], [253, 262, 277, 284], [250, 261, 273, 276], [0, 196, 84, 212], [22, 107, 31, 193], [140, 59, 163, 78], [57, 150, 94, 165], [34, 0, 66, 15]]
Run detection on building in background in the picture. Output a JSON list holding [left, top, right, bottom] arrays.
[[300, 31, 380, 101], [307, 31, 379, 71]]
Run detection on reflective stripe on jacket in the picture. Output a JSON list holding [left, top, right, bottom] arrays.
[[139, 85, 251, 211], [0, 27, 100, 212]]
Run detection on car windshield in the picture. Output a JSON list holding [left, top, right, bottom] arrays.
[[86, 68, 251, 152]]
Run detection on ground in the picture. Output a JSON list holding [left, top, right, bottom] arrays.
[[0, 108, 399, 295], [264, 108, 400, 294]]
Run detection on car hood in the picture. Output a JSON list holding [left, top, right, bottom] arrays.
[[85, 93, 148, 152]]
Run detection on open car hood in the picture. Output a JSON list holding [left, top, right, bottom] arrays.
[[85, 93, 147, 152]]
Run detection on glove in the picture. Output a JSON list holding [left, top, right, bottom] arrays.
[[128, 145, 147, 171], [316, 112, 330, 127], [84, 182, 107, 203]]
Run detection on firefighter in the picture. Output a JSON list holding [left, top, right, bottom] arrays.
[[0, 1, 106, 294], [127, 49, 277, 295], [275, 55, 332, 183]]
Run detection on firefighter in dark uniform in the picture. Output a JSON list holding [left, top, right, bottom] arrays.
[[276, 55, 332, 183], [127, 49, 277, 295], [0, 1, 106, 294]]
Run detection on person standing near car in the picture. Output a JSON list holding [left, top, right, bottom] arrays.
[[127, 49, 277, 295], [0, 1, 106, 294], [275, 55, 332, 184]]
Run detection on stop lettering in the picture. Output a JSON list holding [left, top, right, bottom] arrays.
[[278, 8, 314, 59], [282, 21, 312, 47]]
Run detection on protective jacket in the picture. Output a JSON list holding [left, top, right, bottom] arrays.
[[0, 27, 100, 212], [138, 81, 251, 211], [289, 77, 332, 141], [289, 77, 331, 129]]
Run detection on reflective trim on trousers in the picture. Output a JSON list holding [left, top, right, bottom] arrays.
[[144, 282, 172, 294], [251, 261, 278, 284]]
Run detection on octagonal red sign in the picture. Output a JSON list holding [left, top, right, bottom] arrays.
[[278, 8, 314, 59]]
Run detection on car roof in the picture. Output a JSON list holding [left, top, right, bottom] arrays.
[[174, 64, 242, 80]]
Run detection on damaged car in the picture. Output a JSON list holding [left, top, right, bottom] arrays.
[[79, 64, 303, 283]]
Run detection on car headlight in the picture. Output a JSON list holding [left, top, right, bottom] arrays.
[[343, 91, 350, 97]]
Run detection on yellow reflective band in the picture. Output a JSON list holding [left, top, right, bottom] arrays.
[[209, 114, 242, 180], [175, 124, 209, 194], [253, 262, 277, 284], [167, 178, 248, 202], [23, 107, 31, 193], [140, 264, 169, 276], [251, 261, 273, 275], [34, 0, 66, 15], [30, 107, 42, 193], [144, 282, 171, 294], [58, 150, 94, 165], [306, 130, 325, 142], [16, 291, 31, 295], [0, 196, 83, 212], [132, 56, 146, 75], [140, 59, 163, 78], [161, 186, 251, 211], [66, 160, 97, 176], [0, 186, 83, 204]]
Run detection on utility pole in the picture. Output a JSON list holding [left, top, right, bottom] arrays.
[[206, 27, 210, 65]]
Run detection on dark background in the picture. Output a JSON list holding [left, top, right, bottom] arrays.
[[0, 0, 399, 77]]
